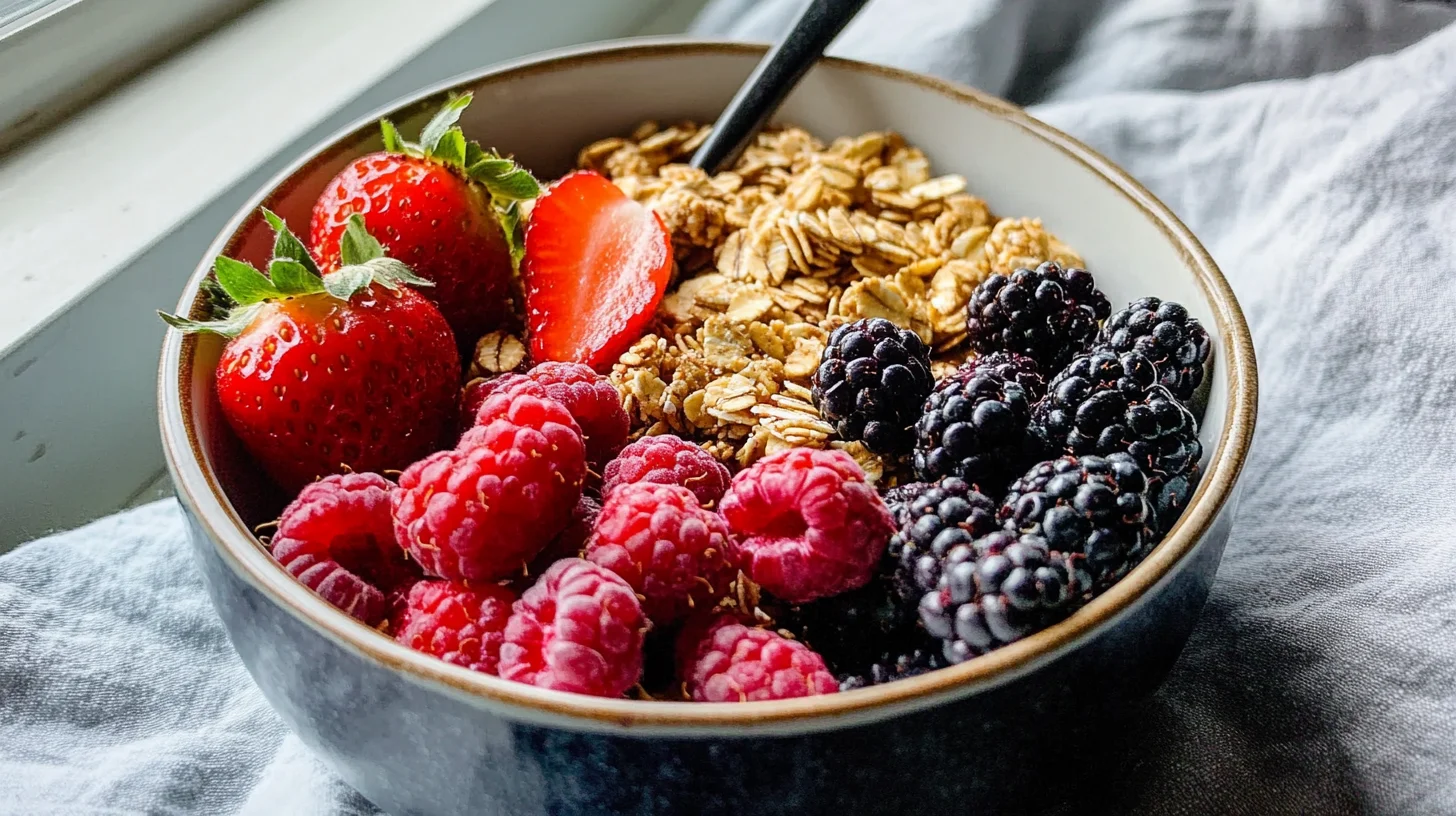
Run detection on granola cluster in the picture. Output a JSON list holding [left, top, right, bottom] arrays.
[[578, 121, 1084, 474]]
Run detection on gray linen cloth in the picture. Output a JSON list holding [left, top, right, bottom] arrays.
[[5, 1, 1456, 813]]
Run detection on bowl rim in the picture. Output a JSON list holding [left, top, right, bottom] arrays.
[[159, 37, 1257, 735]]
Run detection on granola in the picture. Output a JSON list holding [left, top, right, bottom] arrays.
[[585, 122, 1084, 471]]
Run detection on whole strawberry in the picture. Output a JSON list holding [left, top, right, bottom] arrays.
[[162, 212, 459, 492], [309, 93, 540, 342]]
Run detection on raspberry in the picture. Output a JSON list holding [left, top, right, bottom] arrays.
[[586, 483, 737, 624], [270, 472, 417, 625], [600, 435, 732, 508], [499, 558, 646, 697], [394, 580, 515, 675], [393, 391, 586, 581], [680, 617, 838, 702], [460, 374, 531, 432], [466, 364, 629, 464], [719, 448, 894, 603]]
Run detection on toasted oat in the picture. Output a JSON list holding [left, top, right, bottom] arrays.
[[468, 331, 527, 378]]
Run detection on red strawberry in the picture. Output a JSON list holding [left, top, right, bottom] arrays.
[[520, 170, 673, 371], [162, 211, 460, 492], [309, 93, 540, 343]]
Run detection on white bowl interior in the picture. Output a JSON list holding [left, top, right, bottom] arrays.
[[198, 44, 1226, 529]]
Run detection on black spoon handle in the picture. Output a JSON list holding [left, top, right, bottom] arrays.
[[689, 0, 871, 174]]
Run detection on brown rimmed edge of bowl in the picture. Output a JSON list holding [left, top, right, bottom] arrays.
[[158, 38, 1258, 737]]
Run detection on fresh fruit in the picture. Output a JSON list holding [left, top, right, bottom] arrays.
[[499, 558, 646, 697], [520, 170, 673, 370], [515, 362, 630, 463], [911, 367, 1036, 493], [918, 530, 1090, 664], [392, 390, 586, 581], [1030, 348, 1202, 526], [1097, 297, 1212, 403], [837, 646, 943, 690], [460, 373, 532, 432], [161, 212, 459, 492], [810, 317, 934, 456], [680, 616, 838, 702], [600, 435, 732, 508], [585, 482, 737, 624], [309, 93, 540, 341], [268, 472, 417, 625], [534, 494, 602, 566], [769, 569, 923, 686], [886, 476, 1001, 601], [394, 580, 516, 675], [719, 448, 894, 603], [965, 261, 1111, 372], [999, 453, 1155, 587], [964, 351, 1047, 401]]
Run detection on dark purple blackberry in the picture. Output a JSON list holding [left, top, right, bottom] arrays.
[[883, 481, 937, 528], [918, 530, 1091, 664], [1098, 298, 1212, 403], [886, 476, 1001, 605], [911, 370, 1035, 492], [812, 318, 934, 455], [838, 644, 944, 690], [967, 351, 1047, 401], [770, 571, 920, 681], [965, 261, 1112, 372], [1031, 349, 1202, 528], [1000, 453, 1154, 587]]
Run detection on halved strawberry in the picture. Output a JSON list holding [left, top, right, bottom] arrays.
[[520, 170, 672, 371]]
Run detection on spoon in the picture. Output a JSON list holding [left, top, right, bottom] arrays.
[[689, 0, 872, 174]]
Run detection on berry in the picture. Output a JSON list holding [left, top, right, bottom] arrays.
[[1098, 298, 1211, 403], [499, 558, 646, 697], [586, 483, 737, 624], [161, 213, 459, 493], [886, 476, 1001, 598], [600, 435, 732, 508], [919, 530, 1091, 664], [965, 261, 1111, 372], [392, 391, 586, 581], [680, 617, 838, 702], [521, 362, 631, 463], [912, 368, 1035, 493], [521, 171, 673, 370], [965, 351, 1047, 401], [1030, 349, 1202, 526], [395, 580, 515, 675], [536, 494, 602, 565], [1000, 454, 1154, 587], [269, 473, 417, 625], [811, 318, 934, 455], [838, 646, 943, 690], [770, 570, 921, 682], [460, 373, 531, 432], [719, 448, 895, 603], [883, 481, 937, 528], [309, 94, 539, 341]]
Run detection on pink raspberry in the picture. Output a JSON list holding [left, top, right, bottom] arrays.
[[394, 580, 516, 675], [270, 472, 419, 625], [601, 434, 732, 508], [680, 616, 838, 702], [586, 482, 737, 624], [719, 448, 894, 603], [499, 558, 646, 697], [393, 391, 586, 581], [460, 374, 532, 433], [465, 364, 628, 464]]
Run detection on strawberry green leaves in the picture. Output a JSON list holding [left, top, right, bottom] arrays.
[[160, 210, 430, 337], [417, 92, 472, 159]]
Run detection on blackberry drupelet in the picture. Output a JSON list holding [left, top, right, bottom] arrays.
[[912, 370, 1035, 492], [886, 476, 1001, 599], [965, 261, 1112, 372], [1000, 453, 1154, 587], [967, 351, 1047, 401], [918, 530, 1091, 664], [883, 481, 937, 528], [837, 644, 944, 690], [1098, 298, 1212, 403], [812, 318, 934, 455], [1031, 349, 1202, 528]]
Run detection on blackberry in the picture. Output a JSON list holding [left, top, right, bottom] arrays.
[[918, 530, 1091, 664], [838, 644, 944, 690], [771, 571, 920, 680], [812, 318, 934, 455], [1000, 453, 1154, 587], [911, 370, 1035, 492], [883, 481, 937, 528], [886, 476, 1001, 600], [965, 261, 1111, 372], [1031, 349, 1202, 527], [1098, 298, 1212, 403], [967, 351, 1047, 401]]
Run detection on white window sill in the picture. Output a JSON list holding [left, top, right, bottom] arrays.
[[0, 0, 707, 547]]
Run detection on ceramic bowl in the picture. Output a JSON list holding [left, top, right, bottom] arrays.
[[159, 40, 1257, 815]]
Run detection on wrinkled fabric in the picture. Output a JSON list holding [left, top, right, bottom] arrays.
[[4, 1, 1456, 813]]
